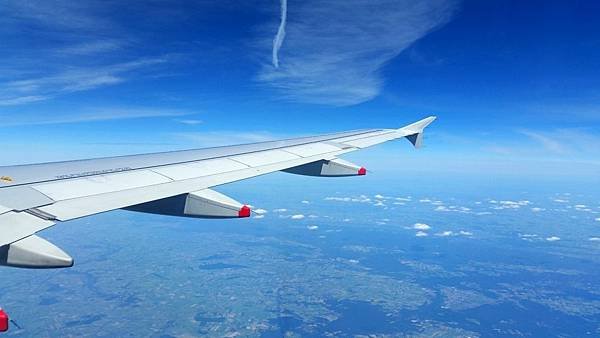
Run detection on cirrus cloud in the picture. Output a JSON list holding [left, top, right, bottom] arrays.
[[257, 0, 458, 106]]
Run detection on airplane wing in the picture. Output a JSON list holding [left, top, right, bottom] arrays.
[[0, 116, 436, 269]]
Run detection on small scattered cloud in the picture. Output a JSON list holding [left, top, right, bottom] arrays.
[[301, 200, 310, 204], [435, 230, 472, 237], [531, 207, 545, 212], [273, 208, 288, 213], [291, 214, 305, 220], [253, 214, 265, 219], [413, 223, 431, 230], [435, 205, 471, 213], [415, 231, 428, 237], [589, 237, 600, 241], [325, 197, 351, 202], [519, 233, 539, 242], [254, 209, 268, 215], [489, 200, 531, 210], [546, 236, 561, 242], [324, 195, 372, 203], [307, 225, 319, 230]]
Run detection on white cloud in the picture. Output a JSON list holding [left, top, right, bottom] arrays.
[[325, 197, 351, 202], [0, 95, 48, 106], [521, 130, 567, 154], [531, 207, 545, 212], [596, 218, 600, 222], [0, 107, 189, 127], [301, 200, 310, 204], [374, 194, 385, 199], [273, 208, 288, 213], [0, 57, 169, 106], [307, 225, 319, 230], [415, 231, 428, 237], [435, 231, 454, 237], [553, 199, 569, 203], [59, 40, 123, 55], [413, 223, 431, 230], [459, 231, 473, 236], [254, 209, 268, 215], [272, 0, 287, 68], [519, 233, 539, 241], [175, 119, 203, 125], [546, 236, 561, 242], [291, 214, 305, 219], [324, 195, 372, 203], [253, 215, 265, 219], [520, 128, 600, 157], [589, 237, 600, 241], [257, 0, 458, 106], [490, 200, 531, 210], [434, 205, 472, 213]]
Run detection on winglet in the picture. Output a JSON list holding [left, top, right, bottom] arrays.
[[398, 116, 436, 149]]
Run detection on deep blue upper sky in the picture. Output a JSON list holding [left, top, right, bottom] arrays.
[[1, 0, 599, 180]]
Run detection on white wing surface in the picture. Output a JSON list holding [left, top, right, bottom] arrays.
[[0, 116, 435, 268]]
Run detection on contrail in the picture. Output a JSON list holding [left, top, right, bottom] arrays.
[[272, 0, 287, 68]]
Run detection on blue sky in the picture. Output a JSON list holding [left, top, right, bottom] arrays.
[[1, 0, 599, 181]]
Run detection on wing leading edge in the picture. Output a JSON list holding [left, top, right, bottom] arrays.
[[0, 116, 436, 268]]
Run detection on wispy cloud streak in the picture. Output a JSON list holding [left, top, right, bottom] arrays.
[[258, 0, 458, 106], [520, 128, 600, 155], [0, 58, 168, 106], [0, 108, 189, 127], [172, 131, 282, 147], [272, 0, 288, 68]]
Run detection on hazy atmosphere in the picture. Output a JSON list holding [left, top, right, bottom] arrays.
[[1, 0, 599, 337]]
